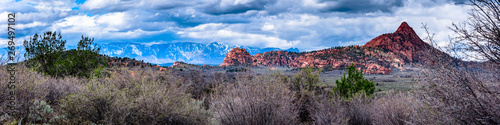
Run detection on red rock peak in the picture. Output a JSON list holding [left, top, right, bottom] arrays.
[[395, 22, 417, 36], [363, 21, 432, 62]]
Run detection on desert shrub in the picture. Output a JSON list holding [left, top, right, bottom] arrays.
[[308, 94, 349, 125], [420, 23, 500, 124], [62, 67, 209, 124], [290, 67, 323, 92], [185, 71, 212, 100], [0, 63, 78, 124], [0, 63, 212, 124], [210, 74, 298, 125], [333, 64, 375, 98], [369, 91, 455, 125], [184, 71, 223, 110], [27, 99, 67, 124], [289, 67, 327, 123], [309, 93, 373, 125], [62, 82, 116, 124], [417, 64, 500, 124], [346, 94, 372, 125]]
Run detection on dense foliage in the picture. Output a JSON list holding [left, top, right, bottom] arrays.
[[23, 32, 106, 78]]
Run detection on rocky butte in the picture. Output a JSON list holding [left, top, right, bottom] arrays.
[[220, 22, 451, 74]]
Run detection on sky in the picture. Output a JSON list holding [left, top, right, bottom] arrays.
[[0, 0, 471, 51]]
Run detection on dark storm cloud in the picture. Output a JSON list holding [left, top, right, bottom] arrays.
[[319, 0, 404, 13], [143, 9, 250, 28], [202, 0, 277, 15], [80, 0, 203, 14]]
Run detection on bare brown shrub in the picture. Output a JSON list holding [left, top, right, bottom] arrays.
[[210, 74, 299, 125], [370, 91, 456, 125], [308, 95, 349, 125], [417, 65, 500, 124], [0, 62, 79, 124], [450, 0, 500, 64], [0, 63, 210, 124], [419, 23, 500, 124]]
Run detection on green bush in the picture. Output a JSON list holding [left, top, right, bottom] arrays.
[[333, 64, 375, 98]]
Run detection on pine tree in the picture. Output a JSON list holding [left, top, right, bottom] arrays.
[[333, 64, 375, 98]]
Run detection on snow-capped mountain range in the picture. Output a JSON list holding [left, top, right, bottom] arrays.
[[1, 42, 299, 65], [100, 42, 299, 64]]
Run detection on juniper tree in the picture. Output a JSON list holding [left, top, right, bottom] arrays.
[[334, 64, 375, 98]]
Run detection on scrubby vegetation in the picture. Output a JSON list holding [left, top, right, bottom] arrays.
[[3, 33, 500, 124], [1, 54, 499, 124]]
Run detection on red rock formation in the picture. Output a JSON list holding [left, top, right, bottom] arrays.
[[220, 48, 253, 66], [220, 47, 396, 74], [171, 61, 185, 67], [219, 22, 449, 74], [363, 64, 392, 75], [364, 22, 433, 62]]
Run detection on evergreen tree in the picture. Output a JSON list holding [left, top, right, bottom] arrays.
[[23, 32, 106, 78], [333, 64, 375, 98], [23, 31, 66, 76]]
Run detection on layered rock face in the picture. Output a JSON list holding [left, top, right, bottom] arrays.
[[220, 22, 446, 74], [221, 47, 396, 74]]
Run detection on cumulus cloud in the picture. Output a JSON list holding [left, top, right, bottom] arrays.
[[177, 23, 299, 49], [0, 0, 79, 48], [49, 13, 169, 44]]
